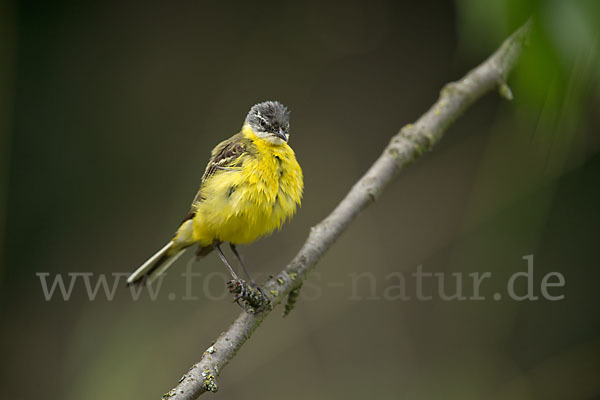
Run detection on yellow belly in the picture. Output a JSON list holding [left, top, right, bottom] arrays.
[[192, 140, 303, 246]]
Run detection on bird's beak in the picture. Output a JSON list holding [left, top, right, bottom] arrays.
[[275, 128, 288, 142]]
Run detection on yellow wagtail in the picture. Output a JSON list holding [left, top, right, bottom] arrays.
[[127, 101, 303, 295]]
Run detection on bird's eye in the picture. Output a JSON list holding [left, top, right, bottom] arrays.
[[259, 119, 267, 128]]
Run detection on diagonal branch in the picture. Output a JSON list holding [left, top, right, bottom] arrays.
[[163, 19, 532, 399]]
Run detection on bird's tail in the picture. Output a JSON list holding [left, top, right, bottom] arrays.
[[126, 242, 187, 286]]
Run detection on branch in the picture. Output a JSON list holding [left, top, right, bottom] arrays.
[[163, 20, 532, 399]]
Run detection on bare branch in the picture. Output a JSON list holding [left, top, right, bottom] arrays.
[[163, 19, 532, 399]]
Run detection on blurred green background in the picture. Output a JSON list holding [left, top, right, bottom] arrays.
[[1, 0, 600, 399]]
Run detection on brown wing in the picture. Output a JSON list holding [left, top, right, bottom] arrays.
[[181, 133, 248, 222], [200, 133, 248, 187]]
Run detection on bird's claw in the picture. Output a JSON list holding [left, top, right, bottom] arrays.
[[227, 279, 271, 313]]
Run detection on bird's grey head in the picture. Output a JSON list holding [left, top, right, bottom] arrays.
[[245, 101, 291, 144]]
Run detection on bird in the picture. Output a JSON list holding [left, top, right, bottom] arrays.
[[126, 101, 304, 296]]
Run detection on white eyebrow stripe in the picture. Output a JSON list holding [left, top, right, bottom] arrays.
[[255, 112, 267, 123]]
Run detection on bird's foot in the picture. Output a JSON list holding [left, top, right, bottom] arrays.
[[227, 279, 271, 313]]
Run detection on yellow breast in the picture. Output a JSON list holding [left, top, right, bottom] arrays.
[[192, 126, 303, 246]]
